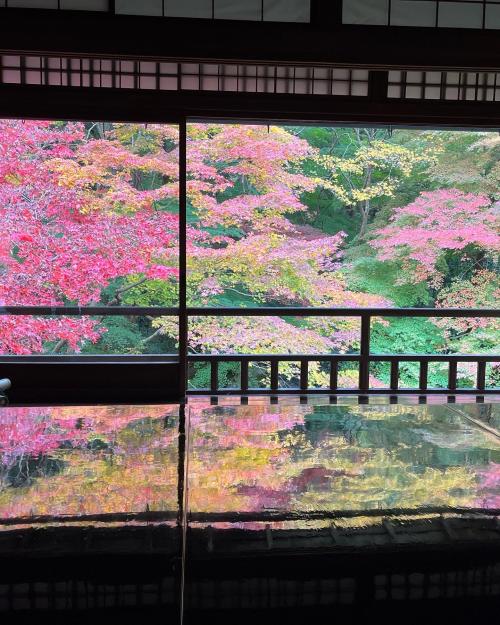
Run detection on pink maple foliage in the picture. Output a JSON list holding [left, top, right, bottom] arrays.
[[476, 463, 500, 508], [0, 120, 395, 359], [371, 189, 500, 287], [0, 120, 178, 353]]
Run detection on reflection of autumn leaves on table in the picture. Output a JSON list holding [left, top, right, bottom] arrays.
[[477, 464, 500, 508], [0, 405, 179, 518], [0, 403, 499, 523], [186, 404, 500, 517]]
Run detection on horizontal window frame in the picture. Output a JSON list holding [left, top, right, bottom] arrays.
[[3, 306, 498, 317]]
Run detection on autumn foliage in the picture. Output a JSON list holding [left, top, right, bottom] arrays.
[[1, 403, 498, 521], [0, 121, 498, 389]]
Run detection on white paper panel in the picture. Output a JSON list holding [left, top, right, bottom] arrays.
[[352, 69, 369, 81], [406, 85, 422, 98], [343, 0, 389, 25], [387, 85, 401, 98], [424, 85, 441, 99], [166, 0, 212, 18], [390, 0, 436, 27], [406, 70, 424, 82], [438, 3, 483, 28], [60, 0, 108, 9], [351, 82, 368, 96], [214, 0, 261, 20], [446, 72, 460, 85], [263, 0, 310, 22], [445, 86, 459, 99], [486, 4, 500, 28], [115, 0, 162, 16], [426, 71, 442, 84], [7, 0, 58, 7]]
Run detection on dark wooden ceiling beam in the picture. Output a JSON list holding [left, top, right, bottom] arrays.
[[0, 8, 499, 70], [1, 83, 500, 127]]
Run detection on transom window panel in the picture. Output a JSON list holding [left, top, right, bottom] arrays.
[[179, 64, 368, 95], [115, 0, 164, 16], [343, 0, 389, 25], [60, 0, 107, 8], [163, 0, 212, 18], [343, 0, 500, 29], [7, 0, 57, 6], [1, 0, 312, 21], [0, 55, 370, 97], [262, 0, 311, 22], [117, 0, 312, 19], [388, 70, 500, 101], [5, 0, 108, 7]]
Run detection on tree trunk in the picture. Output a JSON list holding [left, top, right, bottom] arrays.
[[359, 201, 370, 239], [358, 163, 373, 239]]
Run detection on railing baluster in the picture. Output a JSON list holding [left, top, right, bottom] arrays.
[[240, 359, 249, 393], [186, 353, 498, 395], [210, 360, 218, 394], [270, 359, 279, 391], [448, 361, 457, 392], [329, 359, 338, 391], [477, 361, 486, 392], [300, 359, 308, 391], [419, 360, 428, 392], [359, 314, 371, 392], [390, 360, 399, 391], [184, 303, 498, 397]]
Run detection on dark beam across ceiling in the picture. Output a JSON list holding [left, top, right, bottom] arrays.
[[1, 83, 500, 128], [0, 8, 499, 71]]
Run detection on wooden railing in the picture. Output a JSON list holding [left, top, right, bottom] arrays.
[[186, 307, 499, 395], [1, 306, 498, 397]]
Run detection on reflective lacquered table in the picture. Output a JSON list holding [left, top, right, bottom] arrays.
[[0, 397, 498, 623]]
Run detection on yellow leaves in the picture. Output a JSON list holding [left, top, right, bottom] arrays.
[[320, 182, 352, 204], [280, 430, 313, 451], [349, 180, 398, 203], [334, 159, 366, 176], [46, 158, 82, 188], [308, 367, 329, 389], [0, 447, 179, 517], [112, 123, 179, 154], [227, 446, 279, 468], [311, 138, 436, 206], [187, 189, 210, 212], [4, 173, 22, 185], [314, 141, 429, 174], [187, 123, 222, 140], [151, 316, 178, 339]]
